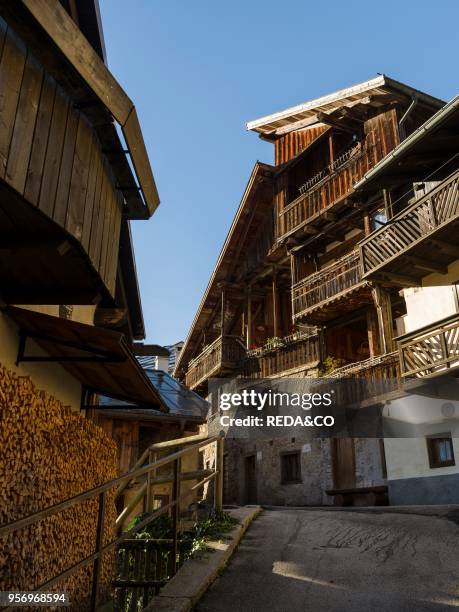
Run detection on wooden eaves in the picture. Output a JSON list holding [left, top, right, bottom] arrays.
[[174, 161, 274, 377], [10, 0, 159, 219], [7, 306, 167, 410]]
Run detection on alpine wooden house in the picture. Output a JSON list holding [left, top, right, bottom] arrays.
[[175, 76, 450, 507]]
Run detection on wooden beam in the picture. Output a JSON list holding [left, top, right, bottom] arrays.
[[246, 287, 252, 349], [272, 272, 279, 337], [19, 0, 131, 123], [430, 239, 459, 258], [371, 286, 394, 353], [94, 308, 128, 328], [273, 114, 321, 136], [122, 108, 159, 217], [316, 111, 361, 135], [378, 271, 421, 287], [404, 255, 447, 275]]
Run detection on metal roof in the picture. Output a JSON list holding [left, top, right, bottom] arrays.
[[99, 369, 209, 421], [247, 75, 444, 137]]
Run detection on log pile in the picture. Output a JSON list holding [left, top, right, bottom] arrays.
[[0, 364, 118, 610]]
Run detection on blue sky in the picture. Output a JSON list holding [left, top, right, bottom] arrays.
[[99, 0, 458, 346]]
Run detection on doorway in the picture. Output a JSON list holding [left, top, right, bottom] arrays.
[[244, 454, 257, 504], [332, 438, 356, 489]]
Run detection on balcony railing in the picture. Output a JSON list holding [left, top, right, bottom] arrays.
[[241, 329, 320, 378], [320, 352, 402, 407], [398, 313, 459, 378], [360, 170, 459, 280], [185, 335, 247, 389], [292, 251, 369, 322], [278, 143, 381, 239]]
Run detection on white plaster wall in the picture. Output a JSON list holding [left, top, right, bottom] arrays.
[[401, 285, 458, 334], [155, 356, 169, 372], [383, 393, 459, 480], [0, 311, 83, 412], [383, 437, 459, 480]]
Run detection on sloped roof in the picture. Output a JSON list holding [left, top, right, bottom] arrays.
[[174, 161, 274, 378], [98, 369, 209, 421], [247, 75, 444, 137], [355, 94, 459, 190]]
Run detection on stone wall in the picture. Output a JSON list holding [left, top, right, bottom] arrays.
[[215, 436, 385, 507]]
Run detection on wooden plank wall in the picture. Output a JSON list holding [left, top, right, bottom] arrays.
[[274, 126, 328, 165], [0, 17, 122, 297], [364, 108, 400, 167]]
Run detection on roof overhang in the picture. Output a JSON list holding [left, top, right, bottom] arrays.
[[174, 162, 274, 377], [6, 306, 167, 410], [94, 408, 204, 425], [247, 75, 444, 139], [354, 95, 459, 192], [0, 0, 159, 219]]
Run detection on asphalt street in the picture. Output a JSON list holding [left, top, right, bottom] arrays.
[[197, 508, 459, 612]]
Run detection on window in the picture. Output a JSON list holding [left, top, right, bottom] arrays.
[[281, 451, 301, 484], [370, 208, 387, 231], [150, 495, 169, 511], [426, 434, 455, 469]]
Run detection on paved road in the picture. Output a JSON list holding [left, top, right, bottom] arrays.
[[197, 508, 459, 612]]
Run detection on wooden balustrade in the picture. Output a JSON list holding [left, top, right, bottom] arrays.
[[320, 352, 402, 407], [185, 335, 246, 389], [398, 313, 459, 378], [360, 170, 459, 280], [278, 144, 381, 239], [292, 251, 366, 322], [241, 330, 320, 378]]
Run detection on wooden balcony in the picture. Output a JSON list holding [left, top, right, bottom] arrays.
[[398, 313, 459, 378], [185, 335, 247, 390], [292, 251, 373, 324], [278, 143, 384, 240], [360, 170, 459, 285], [321, 352, 402, 408], [240, 329, 320, 378]]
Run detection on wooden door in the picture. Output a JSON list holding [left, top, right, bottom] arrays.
[[332, 438, 356, 489], [244, 455, 257, 504]]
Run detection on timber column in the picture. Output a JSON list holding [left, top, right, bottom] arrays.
[[372, 285, 394, 354]]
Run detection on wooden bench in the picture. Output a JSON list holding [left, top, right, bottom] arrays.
[[326, 485, 388, 507]]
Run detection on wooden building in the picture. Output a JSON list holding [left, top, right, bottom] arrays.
[[356, 95, 459, 505], [175, 76, 446, 506], [0, 2, 175, 604], [0, 0, 163, 411]]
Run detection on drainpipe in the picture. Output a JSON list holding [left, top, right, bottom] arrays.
[[398, 94, 418, 141]]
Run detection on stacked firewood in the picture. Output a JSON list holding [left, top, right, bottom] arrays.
[[0, 364, 118, 610]]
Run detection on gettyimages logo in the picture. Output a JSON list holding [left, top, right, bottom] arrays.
[[207, 379, 342, 438]]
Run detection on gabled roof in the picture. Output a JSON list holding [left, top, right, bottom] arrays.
[[247, 75, 444, 138], [174, 161, 274, 377]]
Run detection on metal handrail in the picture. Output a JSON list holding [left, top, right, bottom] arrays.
[[116, 432, 210, 499], [1, 435, 224, 611]]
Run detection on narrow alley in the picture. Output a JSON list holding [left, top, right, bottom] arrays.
[[197, 508, 459, 612]]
